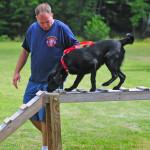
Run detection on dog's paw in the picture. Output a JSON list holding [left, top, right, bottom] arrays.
[[113, 86, 120, 90], [64, 88, 73, 91], [102, 82, 109, 86], [89, 88, 96, 92]]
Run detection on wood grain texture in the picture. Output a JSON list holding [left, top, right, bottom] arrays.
[[58, 89, 150, 103], [46, 95, 62, 150], [0, 95, 44, 142]]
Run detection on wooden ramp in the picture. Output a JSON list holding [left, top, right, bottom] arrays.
[[0, 86, 150, 150], [0, 93, 45, 142]]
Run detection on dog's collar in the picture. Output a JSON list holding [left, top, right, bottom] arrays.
[[61, 41, 95, 73]]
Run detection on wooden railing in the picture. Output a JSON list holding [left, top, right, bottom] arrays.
[[0, 87, 150, 150]]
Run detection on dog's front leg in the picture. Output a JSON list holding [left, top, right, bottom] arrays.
[[90, 69, 97, 92], [65, 74, 84, 91]]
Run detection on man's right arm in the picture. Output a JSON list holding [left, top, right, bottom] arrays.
[[12, 48, 29, 89]]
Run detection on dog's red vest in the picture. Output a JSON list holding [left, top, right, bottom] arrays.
[[61, 41, 95, 72]]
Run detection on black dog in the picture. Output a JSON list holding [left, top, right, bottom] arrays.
[[48, 33, 134, 92]]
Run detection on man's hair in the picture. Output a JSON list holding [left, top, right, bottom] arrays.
[[35, 3, 52, 15]]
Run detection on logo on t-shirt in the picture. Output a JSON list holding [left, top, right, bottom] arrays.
[[46, 36, 57, 47]]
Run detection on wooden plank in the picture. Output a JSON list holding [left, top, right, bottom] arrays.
[[120, 87, 129, 92], [97, 88, 108, 92], [20, 104, 28, 110], [136, 86, 150, 91], [9, 110, 23, 121], [128, 88, 143, 92], [36, 90, 46, 96], [46, 95, 62, 150], [3, 118, 11, 124], [56, 90, 150, 103], [0, 95, 44, 142], [0, 123, 7, 131]]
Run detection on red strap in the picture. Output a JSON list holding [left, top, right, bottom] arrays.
[[79, 41, 95, 47], [64, 41, 95, 54], [61, 41, 95, 72], [63, 46, 76, 55], [61, 57, 68, 73]]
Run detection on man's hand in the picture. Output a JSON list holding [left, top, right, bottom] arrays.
[[12, 49, 29, 89], [12, 72, 21, 89]]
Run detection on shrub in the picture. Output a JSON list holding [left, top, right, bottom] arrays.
[[0, 35, 11, 41], [84, 15, 110, 41]]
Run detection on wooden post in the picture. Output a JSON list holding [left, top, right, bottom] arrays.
[[45, 94, 62, 150]]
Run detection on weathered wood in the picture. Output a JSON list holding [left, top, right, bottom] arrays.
[[46, 102, 52, 149], [0, 95, 44, 142], [3, 118, 11, 124], [46, 94, 62, 150], [136, 86, 150, 91], [119, 87, 129, 91], [20, 104, 28, 110], [57, 89, 150, 103]]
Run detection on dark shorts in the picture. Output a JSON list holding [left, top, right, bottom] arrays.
[[23, 81, 48, 122]]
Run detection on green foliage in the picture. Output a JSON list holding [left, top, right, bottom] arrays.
[[49, 0, 97, 36], [130, 0, 149, 27], [0, 35, 11, 41], [0, 0, 98, 38], [84, 15, 110, 40], [0, 1, 38, 39], [0, 0, 150, 38]]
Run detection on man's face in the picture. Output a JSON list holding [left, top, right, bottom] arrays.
[[36, 12, 53, 31]]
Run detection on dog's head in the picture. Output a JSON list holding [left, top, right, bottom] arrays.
[[47, 63, 68, 92]]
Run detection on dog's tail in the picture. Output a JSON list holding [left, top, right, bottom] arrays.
[[120, 33, 134, 46]]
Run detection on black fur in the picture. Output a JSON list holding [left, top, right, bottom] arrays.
[[48, 33, 134, 92]]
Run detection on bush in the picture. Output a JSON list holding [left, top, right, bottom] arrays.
[[0, 35, 11, 41], [84, 15, 110, 41], [13, 36, 24, 42]]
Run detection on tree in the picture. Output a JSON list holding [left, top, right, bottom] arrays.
[[0, 0, 38, 39], [129, 0, 150, 37], [49, 0, 97, 36], [84, 15, 110, 40], [0, 0, 149, 39]]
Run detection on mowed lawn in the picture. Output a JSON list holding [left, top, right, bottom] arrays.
[[0, 40, 150, 150]]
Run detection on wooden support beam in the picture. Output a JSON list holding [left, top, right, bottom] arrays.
[[45, 94, 62, 150]]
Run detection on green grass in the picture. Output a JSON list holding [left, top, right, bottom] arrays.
[[0, 40, 150, 150]]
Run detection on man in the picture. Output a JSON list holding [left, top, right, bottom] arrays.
[[12, 3, 78, 150]]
